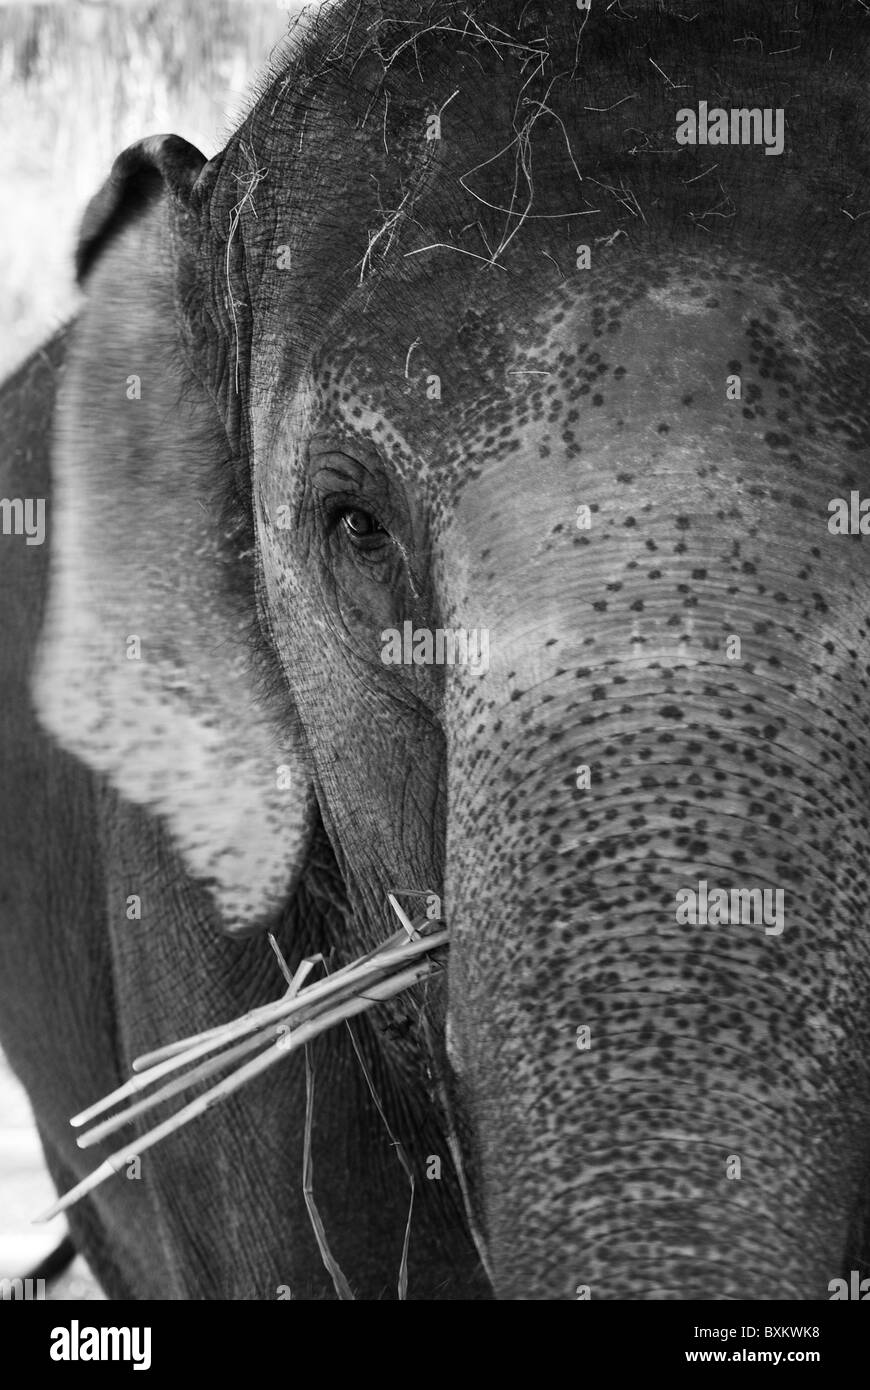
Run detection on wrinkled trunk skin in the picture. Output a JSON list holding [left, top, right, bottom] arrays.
[[439, 275, 870, 1300], [445, 660, 870, 1300]]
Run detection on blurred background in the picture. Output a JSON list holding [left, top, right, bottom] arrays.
[[0, 0, 308, 1297], [0, 0, 307, 379]]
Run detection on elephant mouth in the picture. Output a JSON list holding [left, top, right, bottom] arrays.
[[38, 913, 450, 1287]]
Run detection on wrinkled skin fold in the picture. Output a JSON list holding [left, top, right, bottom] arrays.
[[1, 0, 869, 1299]]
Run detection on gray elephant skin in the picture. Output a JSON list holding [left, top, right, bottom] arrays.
[[1, 0, 869, 1301]]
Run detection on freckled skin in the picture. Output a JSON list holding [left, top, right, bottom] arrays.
[[259, 249, 870, 1297], [441, 269, 870, 1298], [4, 0, 870, 1300]]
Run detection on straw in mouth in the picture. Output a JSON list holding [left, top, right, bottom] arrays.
[[34, 904, 448, 1298]]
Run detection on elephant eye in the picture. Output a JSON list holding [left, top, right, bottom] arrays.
[[340, 506, 387, 544]]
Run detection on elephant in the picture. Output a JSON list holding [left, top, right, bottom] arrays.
[[1, 0, 869, 1301]]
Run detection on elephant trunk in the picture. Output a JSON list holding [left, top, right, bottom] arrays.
[[443, 666, 870, 1300]]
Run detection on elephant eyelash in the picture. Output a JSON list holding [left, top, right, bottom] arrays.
[[338, 505, 390, 547], [316, 493, 421, 596], [319, 494, 386, 537]]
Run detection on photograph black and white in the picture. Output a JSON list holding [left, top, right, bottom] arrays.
[[0, 0, 868, 1340]]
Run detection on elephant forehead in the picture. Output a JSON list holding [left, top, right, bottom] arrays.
[[310, 258, 870, 508]]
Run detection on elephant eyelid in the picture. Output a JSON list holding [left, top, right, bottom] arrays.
[[318, 491, 390, 538], [311, 469, 400, 544], [313, 461, 362, 488], [310, 446, 398, 502], [310, 449, 382, 488], [308, 455, 417, 576]]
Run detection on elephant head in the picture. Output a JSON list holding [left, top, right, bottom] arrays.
[[30, 0, 870, 1298]]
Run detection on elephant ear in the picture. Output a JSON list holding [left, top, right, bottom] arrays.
[[33, 135, 315, 938]]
